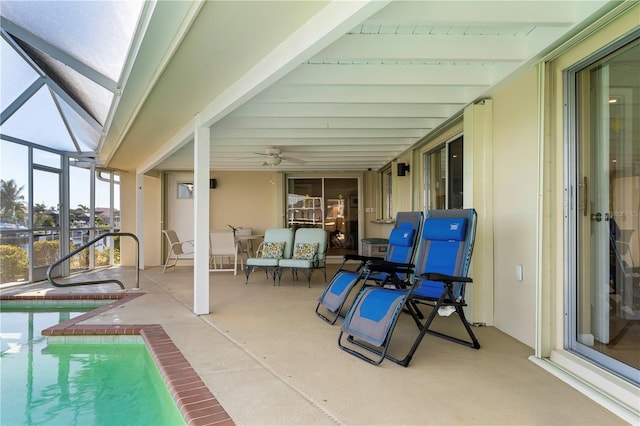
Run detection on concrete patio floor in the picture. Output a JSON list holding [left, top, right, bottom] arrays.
[[1, 265, 625, 425]]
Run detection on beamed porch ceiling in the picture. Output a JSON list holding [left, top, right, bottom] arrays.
[[1, 1, 619, 173]]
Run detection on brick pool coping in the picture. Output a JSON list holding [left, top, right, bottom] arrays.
[[0, 292, 234, 426]]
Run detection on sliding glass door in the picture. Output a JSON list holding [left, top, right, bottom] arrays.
[[568, 35, 639, 384], [286, 177, 359, 257]]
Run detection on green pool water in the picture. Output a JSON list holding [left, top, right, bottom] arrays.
[[0, 304, 185, 426]]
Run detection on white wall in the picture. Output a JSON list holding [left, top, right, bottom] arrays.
[[208, 171, 282, 233], [492, 69, 540, 347], [119, 172, 161, 268], [119, 171, 136, 267]]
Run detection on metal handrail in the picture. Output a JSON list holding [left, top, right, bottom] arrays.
[[47, 232, 140, 290]]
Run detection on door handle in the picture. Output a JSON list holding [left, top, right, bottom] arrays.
[[579, 176, 588, 216], [591, 212, 602, 222]]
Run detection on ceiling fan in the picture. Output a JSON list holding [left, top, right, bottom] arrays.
[[254, 148, 306, 166]]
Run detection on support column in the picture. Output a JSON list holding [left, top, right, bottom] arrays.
[[193, 114, 210, 315], [463, 100, 494, 326], [135, 172, 145, 270]]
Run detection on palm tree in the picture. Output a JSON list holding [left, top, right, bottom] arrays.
[[0, 179, 26, 224], [33, 203, 47, 226]]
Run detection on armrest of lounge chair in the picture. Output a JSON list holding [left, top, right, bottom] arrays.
[[420, 272, 472, 283], [343, 253, 379, 262], [364, 259, 414, 274]]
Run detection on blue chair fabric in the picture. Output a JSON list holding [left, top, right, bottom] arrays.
[[315, 211, 423, 324], [338, 208, 478, 366]]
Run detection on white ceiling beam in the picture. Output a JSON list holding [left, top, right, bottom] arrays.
[[207, 138, 416, 146], [198, 0, 392, 129], [228, 102, 464, 118], [209, 165, 382, 172], [279, 63, 515, 86], [1, 17, 118, 91], [209, 145, 412, 154], [365, 1, 606, 25], [312, 34, 527, 62], [255, 85, 487, 104], [210, 128, 427, 139], [216, 116, 444, 129]]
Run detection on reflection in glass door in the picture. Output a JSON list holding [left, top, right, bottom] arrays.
[[425, 135, 463, 210], [286, 177, 358, 257], [571, 37, 639, 383]]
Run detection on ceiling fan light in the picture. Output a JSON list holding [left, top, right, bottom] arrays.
[[264, 156, 282, 166]]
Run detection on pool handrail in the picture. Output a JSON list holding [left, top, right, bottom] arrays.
[[47, 232, 140, 290]]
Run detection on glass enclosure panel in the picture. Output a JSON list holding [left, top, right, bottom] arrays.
[[32, 169, 60, 271], [573, 38, 639, 383], [0, 140, 28, 226], [70, 165, 91, 228], [32, 48, 111, 124], [0, 37, 39, 109], [33, 169, 60, 227], [1, 86, 76, 152], [94, 228, 114, 267], [56, 93, 101, 151], [113, 174, 120, 231], [95, 171, 112, 227], [69, 164, 91, 270], [33, 148, 60, 169], [0, 0, 144, 82], [0, 140, 29, 284], [32, 229, 60, 268]]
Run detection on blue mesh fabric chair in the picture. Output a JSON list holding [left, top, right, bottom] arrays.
[[315, 211, 423, 324], [338, 208, 478, 366]]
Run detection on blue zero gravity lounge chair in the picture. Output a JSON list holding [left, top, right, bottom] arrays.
[[338, 208, 478, 366], [315, 211, 423, 324]]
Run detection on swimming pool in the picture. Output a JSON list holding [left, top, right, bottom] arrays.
[[0, 303, 185, 426]]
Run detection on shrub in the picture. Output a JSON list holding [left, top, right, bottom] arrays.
[[0, 244, 28, 283], [95, 247, 111, 266], [33, 240, 60, 266]]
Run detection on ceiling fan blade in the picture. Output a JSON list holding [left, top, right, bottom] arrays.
[[281, 156, 307, 165]]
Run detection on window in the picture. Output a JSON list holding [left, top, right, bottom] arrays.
[[177, 183, 194, 199], [425, 135, 463, 210], [381, 167, 393, 220]]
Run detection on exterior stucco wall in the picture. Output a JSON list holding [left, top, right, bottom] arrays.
[[492, 69, 540, 347]]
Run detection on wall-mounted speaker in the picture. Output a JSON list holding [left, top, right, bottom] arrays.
[[209, 178, 217, 189], [397, 163, 410, 176]]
